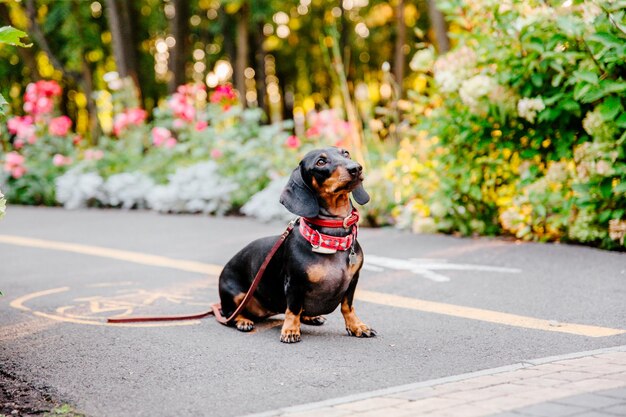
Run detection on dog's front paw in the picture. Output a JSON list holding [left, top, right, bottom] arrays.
[[301, 315, 326, 326], [346, 323, 377, 338], [235, 316, 255, 332], [280, 328, 301, 343]]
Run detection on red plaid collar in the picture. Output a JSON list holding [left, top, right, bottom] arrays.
[[298, 218, 357, 252], [302, 209, 359, 229]]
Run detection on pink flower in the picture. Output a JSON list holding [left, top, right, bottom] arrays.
[[52, 154, 73, 167], [164, 137, 177, 148], [168, 84, 201, 122], [23, 80, 62, 118], [305, 109, 351, 146], [126, 108, 147, 125], [210, 84, 238, 110], [84, 149, 104, 161], [195, 120, 208, 131], [285, 135, 301, 149], [173, 119, 186, 129], [49, 116, 72, 136], [112, 108, 147, 136], [5, 152, 25, 166], [151, 127, 173, 147], [7, 116, 36, 143], [11, 166, 26, 178], [4, 152, 27, 178], [112, 112, 128, 136], [210, 148, 223, 159]]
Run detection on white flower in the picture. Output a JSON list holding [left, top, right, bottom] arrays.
[[409, 48, 435, 73], [459, 75, 497, 112], [595, 160, 612, 176], [434, 70, 461, 93], [55, 169, 106, 209], [433, 46, 477, 93], [582, 108, 615, 142], [103, 172, 155, 209], [241, 177, 293, 222], [517, 97, 546, 123], [146, 161, 237, 214]]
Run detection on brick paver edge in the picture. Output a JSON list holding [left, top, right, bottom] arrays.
[[244, 344, 626, 417]]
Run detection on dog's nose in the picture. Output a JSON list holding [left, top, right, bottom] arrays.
[[347, 163, 362, 178]]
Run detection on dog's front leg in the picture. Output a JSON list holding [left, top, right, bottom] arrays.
[[280, 275, 304, 343], [341, 272, 376, 338]]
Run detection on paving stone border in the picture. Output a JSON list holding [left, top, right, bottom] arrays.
[[247, 345, 626, 417]]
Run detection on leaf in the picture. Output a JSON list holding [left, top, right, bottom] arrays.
[[597, 96, 622, 121], [531, 73, 544, 87], [581, 80, 626, 103], [599, 210, 613, 223], [573, 70, 599, 85], [616, 113, 626, 128], [0, 26, 32, 47], [600, 178, 614, 199], [589, 32, 623, 49]]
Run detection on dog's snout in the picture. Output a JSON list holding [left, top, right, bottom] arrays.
[[347, 163, 362, 178]]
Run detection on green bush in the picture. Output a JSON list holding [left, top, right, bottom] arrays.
[[387, 0, 626, 249]]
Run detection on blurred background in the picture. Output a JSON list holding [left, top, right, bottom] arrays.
[[0, 0, 625, 250]]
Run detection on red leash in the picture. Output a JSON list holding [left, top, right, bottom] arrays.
[[107, 219, 297, 326]]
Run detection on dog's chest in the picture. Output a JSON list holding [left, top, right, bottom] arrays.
[[302, 255, 361, 315]]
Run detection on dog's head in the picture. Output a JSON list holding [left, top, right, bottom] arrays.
[[280, 147, 370, 218]]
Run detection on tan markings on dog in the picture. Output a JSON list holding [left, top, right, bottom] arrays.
[[306, 263, 327, 283], [349, 252, 364, 275], [234, 292, 245, 305], [246, 296, 272, 318], [341, 298, 369, 336], [234, 292, 271, 319], [280, 307, 302, 342], [234, 314, 254, 331]]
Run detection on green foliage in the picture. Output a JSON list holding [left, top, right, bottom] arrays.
[[0, 26, 31, 47], [387, 0, 626, 249]]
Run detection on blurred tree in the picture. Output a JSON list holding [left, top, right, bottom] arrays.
[[104, 0, 139, 91], [168, 0, 190, 93], [427, 0, 449, 52], [393, 0, 406, 95]]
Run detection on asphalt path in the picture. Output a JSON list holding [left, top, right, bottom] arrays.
[[1, 207, 625, 416]]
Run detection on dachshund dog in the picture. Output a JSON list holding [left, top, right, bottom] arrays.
[[218, 147, 375, 343]]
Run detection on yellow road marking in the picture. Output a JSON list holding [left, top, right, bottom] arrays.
[[2, 234, 625, 337], [9, 286, 199, 328], [0, 234, 222, 275], [355, 290, 626, 338]]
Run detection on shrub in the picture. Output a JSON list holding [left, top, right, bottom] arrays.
[[388, 0, 626, 249]]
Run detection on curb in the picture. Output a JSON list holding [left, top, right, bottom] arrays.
[[244, 344, 626, 417]]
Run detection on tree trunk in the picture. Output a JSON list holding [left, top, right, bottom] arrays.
[[393, 0, 406, 96], [104, 0, 139, 90], [235, 3, 249, 106], [168, 0, 189, 93], [254, 22, 266, 111], [427, 0, 450, 53]]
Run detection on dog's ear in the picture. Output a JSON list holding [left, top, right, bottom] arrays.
[[352, 183, 370, 205], [280, 166, 320, 217]]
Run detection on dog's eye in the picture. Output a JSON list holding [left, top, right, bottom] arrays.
[[343, 150, 351, 158], [316, 158, 327, 167]]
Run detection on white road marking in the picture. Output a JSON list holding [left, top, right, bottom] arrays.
[[363, 255, 521, 282]]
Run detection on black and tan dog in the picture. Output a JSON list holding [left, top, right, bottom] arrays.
[[218, 147, 376, 343]]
